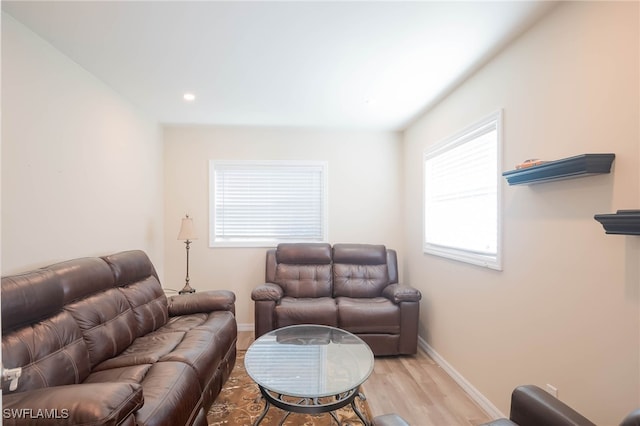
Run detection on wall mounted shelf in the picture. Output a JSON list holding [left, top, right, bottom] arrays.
[[594, 210, 640, 235], [502, 153, 615, 186]]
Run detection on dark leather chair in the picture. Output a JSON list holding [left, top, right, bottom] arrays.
[[621, 409, 640, 426], [481, 384, 630, 426], [372, 386, 640, 426], [252, 243, 422, 355]]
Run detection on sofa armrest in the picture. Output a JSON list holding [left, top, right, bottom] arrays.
[[2, 382, 143, 425], [509, 385, 596, 426], [382, 283, 422, 304], [168, 290, 236, 316], [251, 283, 284, 302]]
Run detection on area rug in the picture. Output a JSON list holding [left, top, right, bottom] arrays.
[[207, 351, 372, 425]]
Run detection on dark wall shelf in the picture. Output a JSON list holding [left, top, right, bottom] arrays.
[[594, 210, 640, 235], [502, 153, 615, 186]]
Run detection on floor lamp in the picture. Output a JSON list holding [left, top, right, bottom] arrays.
[[177, 214, 197, 294]]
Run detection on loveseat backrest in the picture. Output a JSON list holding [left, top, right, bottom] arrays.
[[332, 244, 391, 298], [1, 269, 92, 393], [268, 243, 333, 298]]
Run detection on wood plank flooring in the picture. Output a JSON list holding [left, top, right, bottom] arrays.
[[236, 331, 492, 426]]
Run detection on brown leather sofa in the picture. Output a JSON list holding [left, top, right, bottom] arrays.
[[1, 250, 237, 426], [251, 243, 421, 356], [481, 385, 640, 426]]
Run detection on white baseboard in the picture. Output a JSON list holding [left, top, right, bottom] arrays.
[[237, 323, 255, 332], [418, 336, 504, 420]]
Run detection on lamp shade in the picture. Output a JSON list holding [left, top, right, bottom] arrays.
[[177, 215, 198, 240]]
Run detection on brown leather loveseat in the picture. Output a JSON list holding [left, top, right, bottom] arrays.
[[1, 250, 237, 426], [251, 243, 421, 356]]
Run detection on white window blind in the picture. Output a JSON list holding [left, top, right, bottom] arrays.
[[210, 161, 327, 247], [423, 111, 502, 270]]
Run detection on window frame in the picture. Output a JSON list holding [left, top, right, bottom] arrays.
[[422, 110, 503, 270], [209, 159, 329, 248]]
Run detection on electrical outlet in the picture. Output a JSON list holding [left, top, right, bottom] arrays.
[[546, 383, 558, 398]]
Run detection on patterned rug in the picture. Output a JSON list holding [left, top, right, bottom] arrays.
[[207, 351, 372, 425]]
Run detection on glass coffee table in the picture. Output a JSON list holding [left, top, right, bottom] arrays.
[[245, 324, 374, 426]]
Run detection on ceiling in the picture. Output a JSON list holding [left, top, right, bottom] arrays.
[[2, 1, 556, 130]]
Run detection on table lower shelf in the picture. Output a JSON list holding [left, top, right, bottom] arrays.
[[254, 386, 370, 426]]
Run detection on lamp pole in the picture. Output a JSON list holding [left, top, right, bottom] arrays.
[[179, 238, 195, 294], [178, 214, 197, 294]]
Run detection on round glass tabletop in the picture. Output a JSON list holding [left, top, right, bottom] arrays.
[[245, 325, 374, 398]]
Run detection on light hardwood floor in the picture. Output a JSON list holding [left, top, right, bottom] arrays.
[[236, 331, 492, 426]]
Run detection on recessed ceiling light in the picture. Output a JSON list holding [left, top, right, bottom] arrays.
[[183, 93, 196, 102]]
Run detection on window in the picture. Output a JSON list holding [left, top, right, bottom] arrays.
[[210, 160, 328, 247], [423, 111, 502, 270]]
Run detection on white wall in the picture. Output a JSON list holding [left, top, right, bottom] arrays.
[[1, 13, 164, 275], [403, 2, 639, 423], [163, 126, 403, 326]]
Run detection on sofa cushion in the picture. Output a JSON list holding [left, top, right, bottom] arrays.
[[104, 250, 169, 336], [333, 264, 389, 298], [133, 361, 203, 426], [65, 288, 137, 368], [2, 382, 144, 426], [156, 313, 214, 333], [336, 297, 400, 334], [102, 250, 159, 287], [275, 264, 332, 298], [118, 278, 168, 337], [93, 332, 185, 371], [159, 311, 237, 389], [333, 244, 390, 298], [276, 297, 338, 328], [332, 243, 387, 265], [49, 257, 115, 304], [276, 243, 332, 264], [1, 264, 92, 394], [1, 269, 64, 333], [94, 310, 236, 382], [88, 361, 202, 426], [85, 364, 153, 384], [1, 310, 91, 393], [270, 243, 333, 298]]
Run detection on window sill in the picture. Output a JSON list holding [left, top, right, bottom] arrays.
[[424, 245, 502, 271]]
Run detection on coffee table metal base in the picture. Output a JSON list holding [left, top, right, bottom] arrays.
[[254, 385, 370, 426]]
